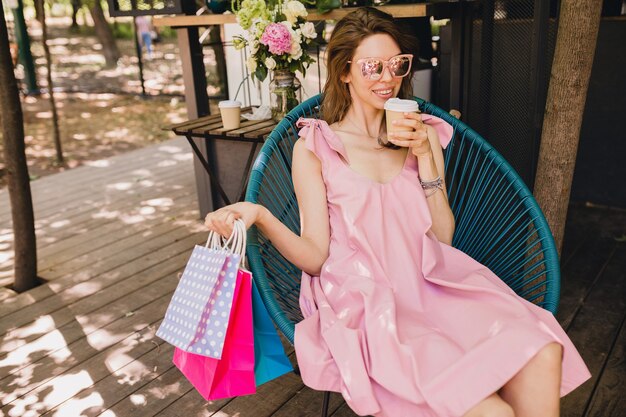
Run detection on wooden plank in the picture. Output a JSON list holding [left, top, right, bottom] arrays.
[[556, 238, 617, 329], [95, 357, 190, 417], [153, 4, 428, 27], [0, 231, 200, 329], [0, 175, 193, 239], [34, 194, 197, 272], [0, 287, 16, 303], [25, 317, 166, 417], [0, 170, 190, 228], [0, 229, 201, 319], [0, 136, 191, 205], [560, 246, 626, 416], [0, 276, 177, 382], [272, 386, 344, 417], [36, 212, 198, 279], [584, 312, 626, 417], [0, 249, 192, 353], [0, 139, 194, 221], [330, 402, 359, 416], [26, 189, 195, 261], [208, 371, 304, 417], [40, 222, 198, 281], [211, 118, 272, 135], [39, 326, 177, 417], [223, 120, 277, 137], [191, 120, 224, 135], [0, 218, 197, 288], [168, 107, 255, 133], [0, 185, 196, 273], [165, 113, 218, 131], [244, 123, 279, 140], [0, 290, 174, 409]]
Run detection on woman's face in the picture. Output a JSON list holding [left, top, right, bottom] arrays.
[[343, 33, 404, 111]]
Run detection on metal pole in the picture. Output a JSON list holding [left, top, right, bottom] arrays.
[[9, 0, 38, 94], [132, 16, 146, 96]]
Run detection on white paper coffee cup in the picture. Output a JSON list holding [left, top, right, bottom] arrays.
[[218, 100, 242, 130], [384, 98, 420, 135]]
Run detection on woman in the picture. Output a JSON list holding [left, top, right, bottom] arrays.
[[204, 7, 591, 417]]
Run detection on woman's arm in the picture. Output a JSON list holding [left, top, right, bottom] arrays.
[[388, 115, 455, 245], [204, 137, 330, 276], [417, 125, 455, 245]]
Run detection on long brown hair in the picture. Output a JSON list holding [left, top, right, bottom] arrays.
[[321, 7, 417, 125]]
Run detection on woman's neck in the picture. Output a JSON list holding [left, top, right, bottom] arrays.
[[343, 104, 385, 139]]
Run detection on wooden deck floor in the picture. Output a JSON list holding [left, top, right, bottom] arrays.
[[0, 138, 624, 417]]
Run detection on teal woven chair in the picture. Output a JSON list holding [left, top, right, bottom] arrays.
[[244, 94, 560, 416]]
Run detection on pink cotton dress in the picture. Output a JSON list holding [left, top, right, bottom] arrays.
[[293, 116, 592, 417]]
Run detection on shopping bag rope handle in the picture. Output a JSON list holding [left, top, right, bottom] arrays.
[[204, 219, 248, 270]]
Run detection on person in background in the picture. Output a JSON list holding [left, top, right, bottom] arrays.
[[135, 15, 153, 60]]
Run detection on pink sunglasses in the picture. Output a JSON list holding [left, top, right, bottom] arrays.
[[348, 54, 414, 80]]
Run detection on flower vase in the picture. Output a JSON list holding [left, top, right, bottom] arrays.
[[269, 70, 301, 122]]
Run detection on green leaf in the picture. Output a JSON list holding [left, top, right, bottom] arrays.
[[316, 0, 341, 14], [256, 65, 268, 82]]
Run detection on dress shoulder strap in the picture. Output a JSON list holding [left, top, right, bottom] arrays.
[[296, 117, 350, 163]]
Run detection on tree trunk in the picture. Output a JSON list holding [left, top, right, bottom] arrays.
[[0, 2, 38, 292], [71, 0, 82, 30], [533, 0, 603, 257], [88, 0, 120, 67], [35, 0, 63, 164]]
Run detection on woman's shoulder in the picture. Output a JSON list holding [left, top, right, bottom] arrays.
[[295, 117, 348, 162]]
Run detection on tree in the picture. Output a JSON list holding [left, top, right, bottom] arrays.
[[35, 0, 63, 164], [533, 0, 603, 256], [86, 0, 120, 66], [71, 0, 82, 30], [0, 1, 38, 292]]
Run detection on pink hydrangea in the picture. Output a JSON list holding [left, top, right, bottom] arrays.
[[260, 23, 292, 55]]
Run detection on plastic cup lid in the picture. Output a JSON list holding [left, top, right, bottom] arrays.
[[218, 100, 242, 108], [384, 98, 420, 112]]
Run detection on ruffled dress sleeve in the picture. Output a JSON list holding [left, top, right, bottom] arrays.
[[296, 117, 350, 163], [421, 114, 455, 149]]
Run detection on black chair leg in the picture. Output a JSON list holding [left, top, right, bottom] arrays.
[[320, 391, 330, 417]]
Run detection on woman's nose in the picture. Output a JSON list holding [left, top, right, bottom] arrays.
[[380, 65, 394, 81]]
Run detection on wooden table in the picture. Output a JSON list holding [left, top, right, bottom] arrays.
[[166, 109, 277, 205]]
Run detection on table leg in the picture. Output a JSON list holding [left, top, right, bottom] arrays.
[[237, 141, 260, 202], [184, 135, 232, 206]]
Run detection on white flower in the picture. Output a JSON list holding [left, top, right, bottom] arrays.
[[246, 55, 257, 73], [250, 40, 259, 54], [265, 57, 277, 70], [300, 22, 317, 40], [283, 1, 307, 24], [290, 42, 303, 60]]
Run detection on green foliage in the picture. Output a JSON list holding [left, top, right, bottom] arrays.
[[254, 65, 268, 82], [315, 0, 341, 14], [111, 21, 135, 39]]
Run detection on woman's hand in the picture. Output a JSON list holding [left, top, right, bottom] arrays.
[[387, 112, 432, 158], [204, 202, 264, 238]]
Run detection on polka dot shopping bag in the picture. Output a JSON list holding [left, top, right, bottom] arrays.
[[157, 220, 256, 400]]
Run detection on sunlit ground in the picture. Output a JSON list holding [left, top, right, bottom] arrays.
[[0, 15, 223, 189], [0, 138, 221, 416]]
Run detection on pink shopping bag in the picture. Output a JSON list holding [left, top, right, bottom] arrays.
[[173, 268, 256, 400]]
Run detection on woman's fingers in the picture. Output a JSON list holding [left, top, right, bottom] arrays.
[[205, 209, 238, 238], [392, 112, 423, 128], [204, 202, 257, 238], [389, 129, 428, 141]]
